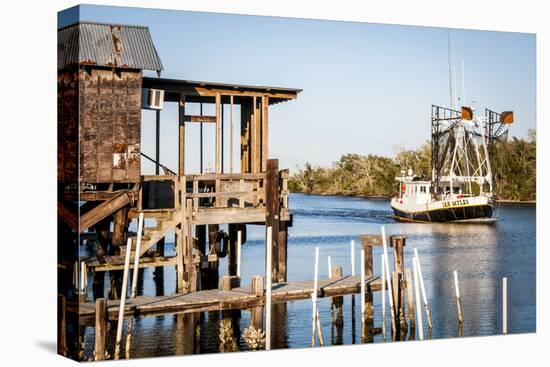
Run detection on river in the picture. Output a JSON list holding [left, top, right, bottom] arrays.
[[83, 193, 536, 358]]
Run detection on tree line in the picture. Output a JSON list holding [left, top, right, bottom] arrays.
[[288, 130, 536, 201]]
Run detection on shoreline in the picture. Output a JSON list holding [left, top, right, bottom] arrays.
[[289, 191, 536, 204]]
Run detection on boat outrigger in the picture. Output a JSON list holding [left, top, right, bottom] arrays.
[[391, 105, 514, 223]]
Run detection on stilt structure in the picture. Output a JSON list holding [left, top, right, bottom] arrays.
[[57, 21, 299, 360]]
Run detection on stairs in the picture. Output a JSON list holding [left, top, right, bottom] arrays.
[[133, 209, 183, 256]]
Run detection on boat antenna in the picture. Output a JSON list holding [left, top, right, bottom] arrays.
[[447, 29, 455, 109]]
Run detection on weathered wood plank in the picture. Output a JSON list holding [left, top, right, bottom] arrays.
[[73, 275, 381, 324], [80, 191, 131, 232]]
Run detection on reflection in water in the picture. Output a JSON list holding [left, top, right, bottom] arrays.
[[82, 194, 535, 359]]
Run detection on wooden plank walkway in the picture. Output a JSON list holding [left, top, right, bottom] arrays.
[[70, 275, 381, 324]]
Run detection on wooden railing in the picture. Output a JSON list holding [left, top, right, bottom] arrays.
[[137, 171, 288, 212], [185, 173, 266, 209]]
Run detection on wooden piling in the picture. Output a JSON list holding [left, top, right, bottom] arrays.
[[381, 226, 396, 335], [237, 230, 242, 278], [57, 294, 67, 356], [405, 268, 415, 331], [453, 270, 463, 326], [414, 248, 432, 329], [265, 226, 273, 350], [413, 258, 424, 340], [265, 159, 281, 282], [249, 276, 264, 331], [360, 249, 366, 321], [94, 298, 107, 361], [251, 275, 264, 296], [114, 238, 133, 360], [381, 254, 386, 340], [311, 246, 320, 347], [503, 277, 508, 334], [351, 240, 356, 276], [316, 308, 325, 346]]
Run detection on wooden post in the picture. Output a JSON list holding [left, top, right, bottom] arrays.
[[215, 93, 222, 174], [265, 159, 281, 282], [414, 248, 432, 329], [230, 95, 234, 173], [228, 224, 238, 276], [240, 98, 252, 173], [405, 268, 415, 332], [110, 206, 128, 299], [413, 258, 424, 340], [130, 213, 144, 298], [237, 230, 242, 278], [250, 275, 264, 330], [261, 95, 269, 173], [391, 235, 405, 274], [80, 261, 87, 302], [503, 277, 508, 334], [311, 246, 320, 347], [331, 267, 344, 331], [360, 249, 366, 321], [155, 110, 160, 175], [251, 275, 264, 296], [316, 308, 325, 346], [186, 198, 195, 291], [94, 298, 107, 361], [265, 226, 273, 350], [57, 294, 67, 356], [381, 254, 386, 340], [278, 221, 288, 282], [381, 226, 396, 335], [125, 212, 142, 358], [177, 177, 186, 293], [114, 238, 133, 360], [200, 103, 204, 173], [351, 240, 355, 276], [178, 94, 185, 175], [453, 270, 463, 326]]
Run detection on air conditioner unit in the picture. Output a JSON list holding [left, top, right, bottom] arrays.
[[141, 88, 165, 110]]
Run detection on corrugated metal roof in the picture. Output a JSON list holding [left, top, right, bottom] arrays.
[[58, 22, 163, 71]]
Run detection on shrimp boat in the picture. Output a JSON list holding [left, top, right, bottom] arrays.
[[391, 105, 514, 223]]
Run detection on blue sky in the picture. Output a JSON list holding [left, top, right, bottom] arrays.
[[59, 5, 536, 174]]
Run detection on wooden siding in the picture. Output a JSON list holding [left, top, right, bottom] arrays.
[[79, 67, 142, 183], [57, 69, 79, 184]]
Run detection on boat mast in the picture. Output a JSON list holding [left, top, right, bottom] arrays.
[[447, 29, 455, 110]]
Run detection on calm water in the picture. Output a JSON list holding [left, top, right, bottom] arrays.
[[82, 193, 536, 359]]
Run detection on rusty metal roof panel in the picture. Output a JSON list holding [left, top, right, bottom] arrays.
[[58, 22, 163, 71]]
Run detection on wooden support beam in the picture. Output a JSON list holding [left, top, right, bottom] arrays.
[[240, 98, 252, 173], [253, 97, 261, 173], [200, 103, 204, 173], [278, 221, 288, 282], [177, 178, 186, 293], [58, 201, 78, 232], [186, 198, 195, 291], [94, 298, 107, 361], [261, 96, 269, 173], [57, 294, 67, 356], [184, 115, 216, 123], [155, 110, 161, 175], [178, 95, 185, 176], [230, 95, 234, 173], [79, 192, 131, 232], [265, 159, 280, 282], [215, 93, 222, 174], [228, 224, 238, 276]]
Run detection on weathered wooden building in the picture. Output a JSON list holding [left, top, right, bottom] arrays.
[[57, 20, 301, 325]]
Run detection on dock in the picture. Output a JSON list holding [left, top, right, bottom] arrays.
[[71, 275, 381, 324]]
